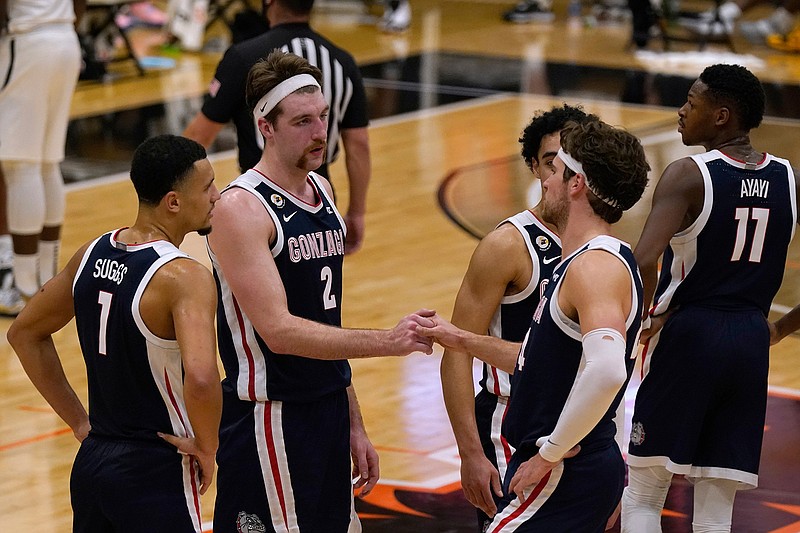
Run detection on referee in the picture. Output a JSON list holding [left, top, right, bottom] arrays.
[[183, 0, 370, 253]]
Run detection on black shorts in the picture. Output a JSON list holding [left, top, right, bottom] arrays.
[[628, 306, 769, 488], [71, 435, 203, 533], [213, 389, 356, 533]]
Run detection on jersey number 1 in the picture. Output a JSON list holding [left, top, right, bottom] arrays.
[[98, 291, 113, 355], [731, 207, 769, 263]]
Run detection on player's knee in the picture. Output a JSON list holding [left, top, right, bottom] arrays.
[[2, 160, 45, 234], [41, 162, 66, 226]]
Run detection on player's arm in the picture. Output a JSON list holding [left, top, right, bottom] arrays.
[[182, 112, 226, 150], [634, 158, 703, 334], [7, 244, 91, 442], [770, 306, 800, 344], [156, 259, 222, 495], [207, 187, 434, 359], [347, 385, 379, 498], [440, 225, 527, 513], [508, 252, 630, 500], [339, 127, 370, 254]]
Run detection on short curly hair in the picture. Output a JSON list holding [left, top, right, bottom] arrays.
[[519, 104, 598, 168], [560, 121, 650, 223], [699, 64, 765, 131]]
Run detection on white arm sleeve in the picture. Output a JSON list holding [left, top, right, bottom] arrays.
[[537, 328, 628, 463]]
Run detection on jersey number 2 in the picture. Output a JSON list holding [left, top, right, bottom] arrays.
[[731, 207, 769, 263], [97, 291, 113, 355], [321, 266, 337, 310]]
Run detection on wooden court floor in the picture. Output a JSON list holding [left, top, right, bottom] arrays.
[[2, 1, 800, 530]]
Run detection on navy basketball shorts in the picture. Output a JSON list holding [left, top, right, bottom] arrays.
[[474, 389, 514, 528], [213, 388, 356, 533], [486, 443, 624, 532], [70, 435, 203, 533], [628, 306, 769, 488]]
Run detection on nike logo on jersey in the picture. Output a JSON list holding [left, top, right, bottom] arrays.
[[283, 211, 298, 222], [542, 255, 560, 265]]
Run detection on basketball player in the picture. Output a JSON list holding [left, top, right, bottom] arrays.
[[0, 0, 83, 302], [439, 104, 595, 529], [622, 64, 799, 532], [7, 135, 222, 532], [183, 0, 371, 254], [207, 50, 434, 533], [422, 119, 650, 532]]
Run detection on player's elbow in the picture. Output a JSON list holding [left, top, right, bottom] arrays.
[[7, 320, 36, 356]]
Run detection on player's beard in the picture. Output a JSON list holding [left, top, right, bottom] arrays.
[[197, 226, 212, 236], [540, 189, 569, 231], [297, 142, 326, 170]]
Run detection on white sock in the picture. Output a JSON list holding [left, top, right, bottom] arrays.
[[621, 465, 673, 533], [692, 478, 738, 532], [0, 235, 12, 269], [14, 253, 39, 298], [39, 240, 60, 286]]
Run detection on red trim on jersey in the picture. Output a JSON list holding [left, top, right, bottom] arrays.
[[500, 401, 513, 466], [164, 369, 189, 432], [163, 369, 203, 529], [719, 150, 767, 166], [640, 338, 651, 381], [491, 366, 501, 396], [110, 227, 167, 248], [264, 403, 290, 527], [232, 295, 257, 401], [490, 470, 552, 532], [252, 169, 322, 208], [188, 456, 203, 529]]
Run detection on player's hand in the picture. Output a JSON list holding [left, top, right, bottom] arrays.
[[73, 419, 91, 443], [350, 428, 380, 498], [158, 432, 217, 495], [460, 451, 503, 517], [343, 212, 365, 255], [390, 309, 436, 355], [768, 320, 780, 345], [509, 446, 580, 502], [415, 313, 466, 352], [640, 312, 671, 344]]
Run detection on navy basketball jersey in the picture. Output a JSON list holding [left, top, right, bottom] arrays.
[[72, 231, 196, 442], [212, 169, 351, 403], [480, 210, 561, 398], [504, 236, 643, 454], [652, 150, 797, 316]]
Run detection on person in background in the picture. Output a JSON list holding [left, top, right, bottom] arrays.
[[183, 0, 371, 253], [0, 0, 83, 305]]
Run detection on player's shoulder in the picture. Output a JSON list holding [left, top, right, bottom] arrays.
[[471, 222, 529, 275], [484, 220, 527, 252], [151, 256, 215, 299]]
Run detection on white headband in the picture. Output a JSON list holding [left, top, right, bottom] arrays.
[[557, 147, 622, 209], [253, 74, 321, 120]]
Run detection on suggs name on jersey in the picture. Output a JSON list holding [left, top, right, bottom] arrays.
[[288, 229, 345, 263], [93, 258, 127, 285]]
